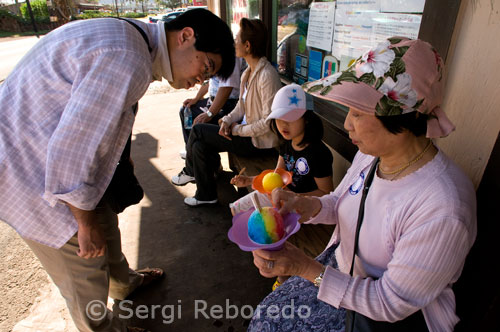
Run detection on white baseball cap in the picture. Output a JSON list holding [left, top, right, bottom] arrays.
[[267, 83, 306, 122]]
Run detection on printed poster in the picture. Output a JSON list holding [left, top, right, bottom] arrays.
[[332, 10, 421, 59], [308, 50, 323, 81], [306, 1, 336, 51], [381, 0, 425, 13]]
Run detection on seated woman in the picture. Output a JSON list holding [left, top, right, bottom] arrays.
[[172, 18, 282, 206], [248, 37, 477, 332]]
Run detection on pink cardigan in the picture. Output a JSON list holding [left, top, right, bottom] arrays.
[[308, 148, 476, 332]]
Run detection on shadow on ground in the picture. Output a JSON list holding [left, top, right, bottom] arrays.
[[124, 132, 273, 332]]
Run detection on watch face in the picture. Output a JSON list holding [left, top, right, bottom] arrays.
[[207, 111, 213, 117]]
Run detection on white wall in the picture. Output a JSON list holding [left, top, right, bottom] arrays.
[[437, 0, 500, 188]]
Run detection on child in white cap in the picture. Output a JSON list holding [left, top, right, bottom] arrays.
[[230, 83, 334, 288], [230, 83, 334, 214]]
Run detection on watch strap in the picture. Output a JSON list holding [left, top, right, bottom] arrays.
[[313, 266, 326, 287]]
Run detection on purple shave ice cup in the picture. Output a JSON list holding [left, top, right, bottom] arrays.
[[228, 207, 301, 251]]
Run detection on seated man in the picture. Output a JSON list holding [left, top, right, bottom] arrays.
[[179, 57, 245, 158]]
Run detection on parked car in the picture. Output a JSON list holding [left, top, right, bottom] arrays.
[[161, 11, 184, 22]]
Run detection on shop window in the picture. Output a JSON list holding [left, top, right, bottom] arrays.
[[274, 0, 428, 161], [216, 0, 458, 161], [276, 0, 425, 85], [226, 0, 261, 35]]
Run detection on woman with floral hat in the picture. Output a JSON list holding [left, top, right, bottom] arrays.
[[247, 37, 476, 332]]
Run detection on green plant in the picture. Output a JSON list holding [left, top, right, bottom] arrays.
[[122, 12, 147, 18], [19, 0, 49, 20], [77, 10, 112, 19], [0, 8, 16, 19]]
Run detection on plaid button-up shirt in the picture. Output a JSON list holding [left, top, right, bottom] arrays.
[[0, 18, 161, 248]]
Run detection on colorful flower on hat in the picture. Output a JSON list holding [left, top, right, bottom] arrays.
[[375, 73, 422, 116], [359, 40, 395, 78], [303, 37, 426, 116], [378, 73, 417, 109]]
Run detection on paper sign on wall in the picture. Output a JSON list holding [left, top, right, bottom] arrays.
[[381, 0, 425, 13], [294, 54, 308, 84], [332, 9, 421, 59], [306, 1, 336, 51], [308, 50, 323, 81], [336, 0, 381, 11], [322, 55, 338, 78]]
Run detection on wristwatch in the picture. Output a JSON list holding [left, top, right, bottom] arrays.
[[313, 266, 326, 288], [206, 110, 213, 118]]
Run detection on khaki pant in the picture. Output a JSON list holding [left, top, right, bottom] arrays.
[[24, 201, 143, 332]]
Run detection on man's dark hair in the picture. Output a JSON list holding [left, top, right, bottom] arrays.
[[166, 9, 235, 79], [239, 18, 267, 58], [270, 110, 324, 148], [376, 112, 428, 137]]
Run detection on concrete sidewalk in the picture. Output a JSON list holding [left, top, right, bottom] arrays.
[[11, 83, 274, 332]]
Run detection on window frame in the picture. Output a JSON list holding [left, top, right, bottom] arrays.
[[219, 0, 462, 162]]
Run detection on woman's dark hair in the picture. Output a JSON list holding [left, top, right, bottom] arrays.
[[270, 110, 324, 148], [166, 9, 235, 79], [239, 18, 268, 58], [376, 112, 428, 137]]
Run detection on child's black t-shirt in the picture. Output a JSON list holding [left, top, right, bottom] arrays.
[[279, 140, 333, 193]]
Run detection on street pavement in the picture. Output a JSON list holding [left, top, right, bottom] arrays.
[[0, 36, 40, 82]]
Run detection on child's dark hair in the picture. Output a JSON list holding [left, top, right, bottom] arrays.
[[165, 9, 235, 79], [375, 112, 428, 137], [270, 110, 324, 147]]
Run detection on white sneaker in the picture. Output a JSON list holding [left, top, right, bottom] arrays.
[[184, 197, 217, 206], [171, 170, 195, 186], [179, 150, 186, 159]]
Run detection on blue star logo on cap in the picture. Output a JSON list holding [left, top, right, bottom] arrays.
[[289, 93, 300, 106]]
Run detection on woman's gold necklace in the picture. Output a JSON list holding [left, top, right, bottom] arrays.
[[379, 140, 432, 178]]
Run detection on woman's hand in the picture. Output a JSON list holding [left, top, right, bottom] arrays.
[[271, 188, 322, 223], [218, 121, 236, 140], [252, 242, 324, 282], [230, 175, 253, 187]]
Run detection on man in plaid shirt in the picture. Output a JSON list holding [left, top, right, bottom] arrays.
[[0, 9, 234, 332]]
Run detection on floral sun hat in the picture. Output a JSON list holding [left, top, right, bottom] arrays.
[[303, 37, 455, 138]]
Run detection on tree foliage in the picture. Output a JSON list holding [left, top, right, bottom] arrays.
[[20, 0, 49, 20], [162, 0, 182, 10]]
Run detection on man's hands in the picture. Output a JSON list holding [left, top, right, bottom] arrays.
[[77, 222, 106, 258], [183, 98, 198, 108], [193, 111, 212, 125], [66, 202, 106, 259]]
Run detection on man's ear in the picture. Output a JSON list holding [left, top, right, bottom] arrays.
[[176, 27, 196, 48]]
